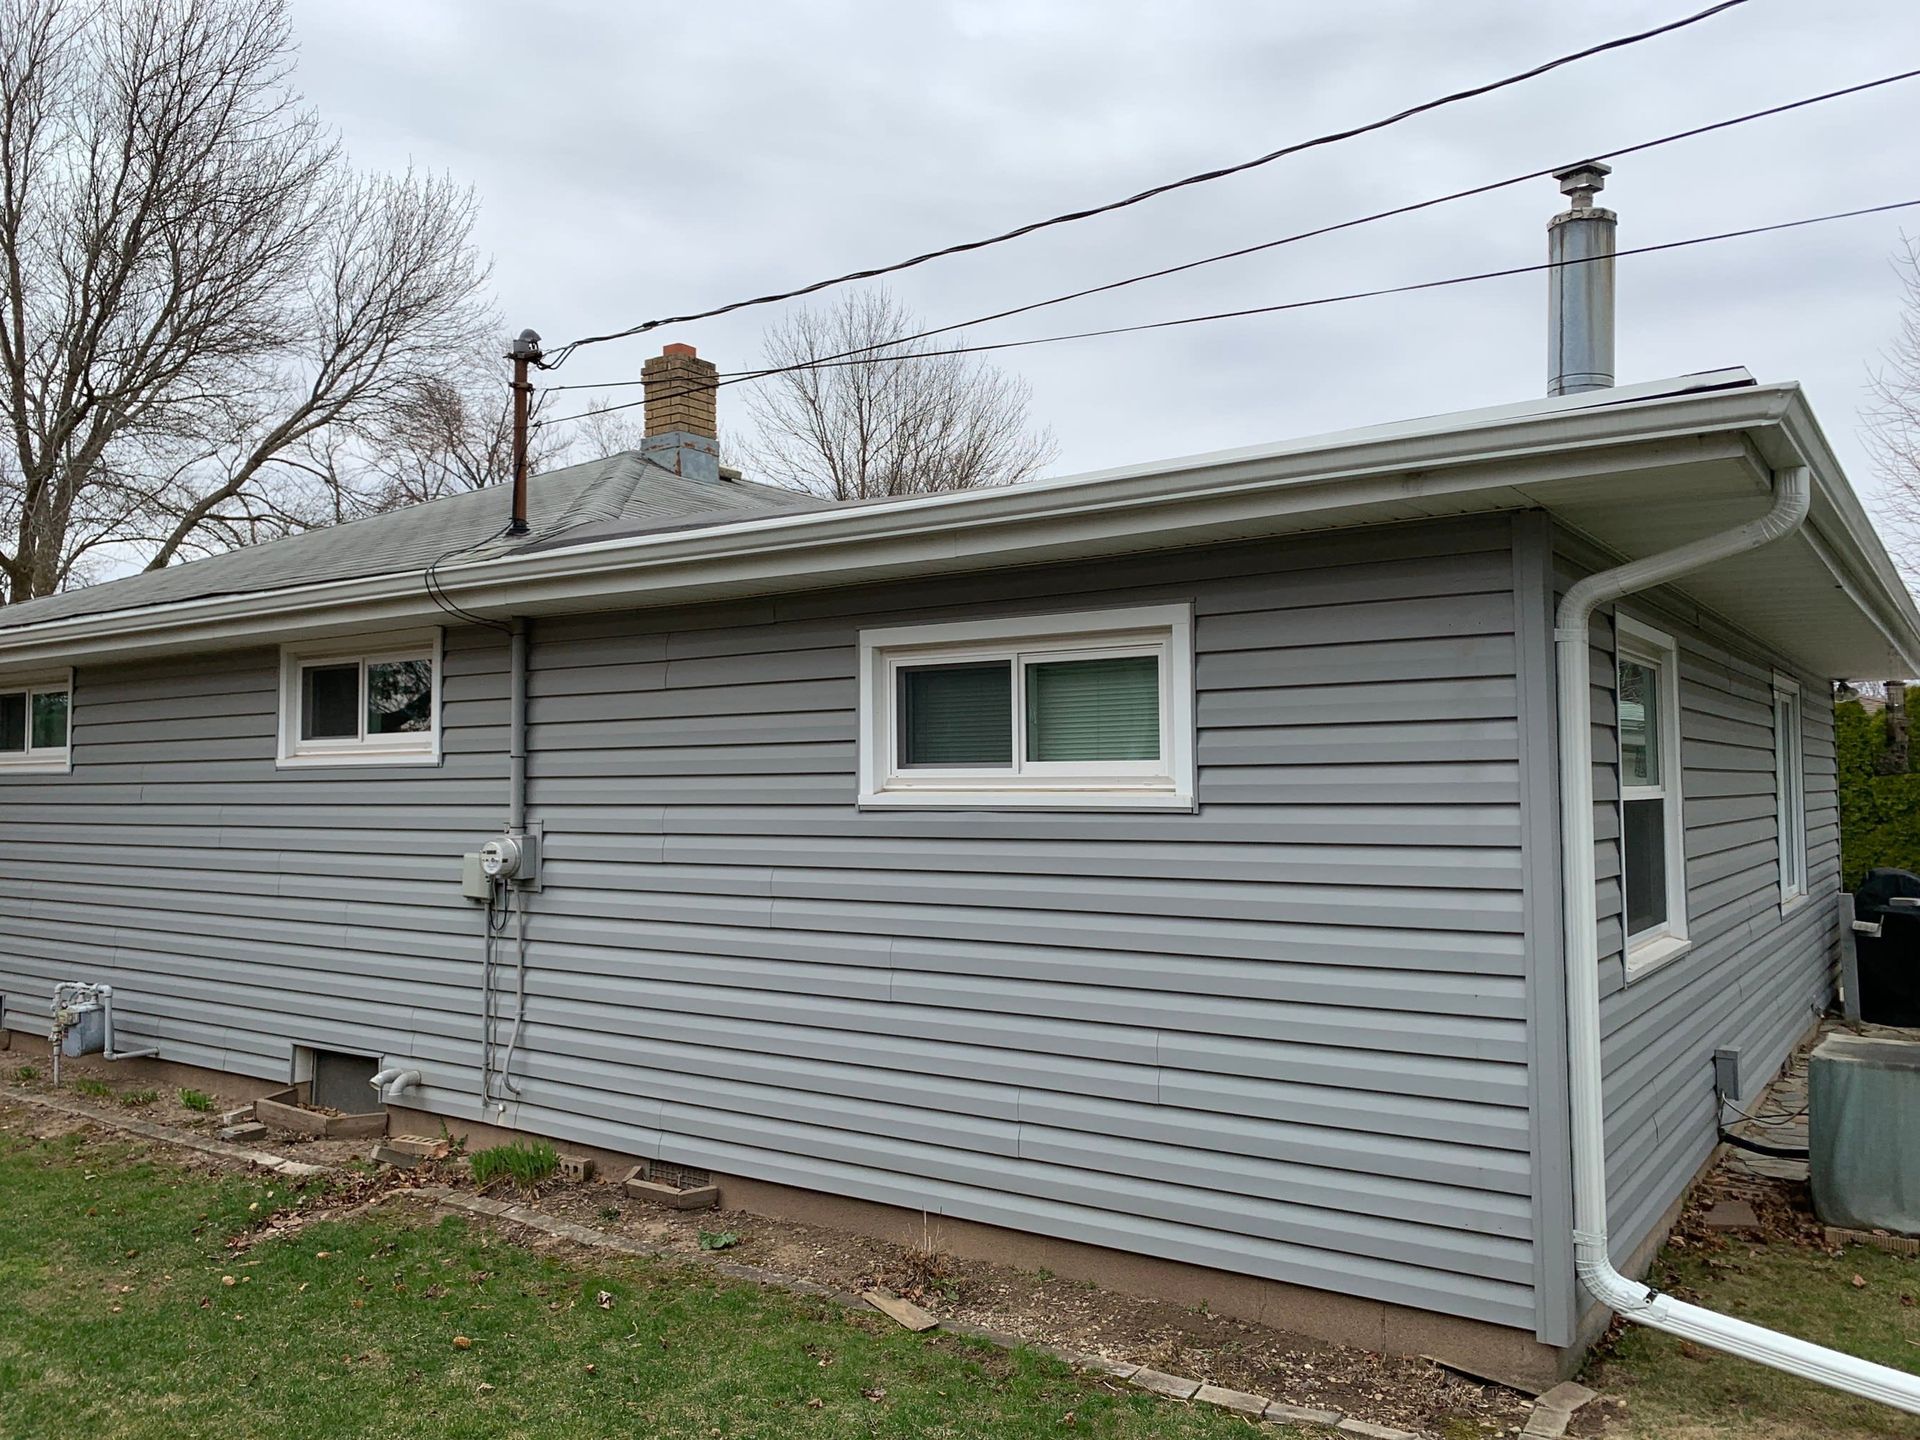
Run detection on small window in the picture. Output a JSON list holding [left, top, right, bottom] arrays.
[[278, 631, 441, 767], [1616, 616, 1688, 975], [859, 605, 1194, 809], [1774, 675, 1807, 905], [0, 671, 72, 772]]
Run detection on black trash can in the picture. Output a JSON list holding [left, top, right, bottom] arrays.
[[1853, 868, 1920, 1027]]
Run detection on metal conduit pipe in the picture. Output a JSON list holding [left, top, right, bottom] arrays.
[[1557, 464, 1920, 1414]]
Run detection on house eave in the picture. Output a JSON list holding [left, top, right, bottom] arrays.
[[2, 373, 1913, 676]]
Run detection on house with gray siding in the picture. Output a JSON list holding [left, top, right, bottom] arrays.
[[2, 343, 1915, 1389]]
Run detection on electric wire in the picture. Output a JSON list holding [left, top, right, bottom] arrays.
[[532, 196, 1920, 432], [544, 0, 1752, 364], [424, 521, 517, 633], [542, 67, 1920, 400]]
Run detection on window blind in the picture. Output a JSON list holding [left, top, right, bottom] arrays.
[[898, 661, 1012, 766], [1026, 655, 1160, 762]]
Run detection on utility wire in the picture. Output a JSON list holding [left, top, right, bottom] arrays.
[[544, 67, 1920, 399], [545, 0, 1753, 364], [533, 196, 1920, 431]]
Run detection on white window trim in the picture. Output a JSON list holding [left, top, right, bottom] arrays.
[[1773, 672, 1809, 912], [0, 667, 74, 774], [276, 629, 443, 768], [857, 604, 1195, 810], [1616, 614, 1690, 979]]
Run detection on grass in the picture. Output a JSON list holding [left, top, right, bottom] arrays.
[[119, 1090, 158, 1109], [1588, 1235, 1920, 1438], [177, 1087, 213, 1112], [468, 1139, 558, 1195], [72, 1078, 115, 1099], [0, 1119, 1273, 1439]]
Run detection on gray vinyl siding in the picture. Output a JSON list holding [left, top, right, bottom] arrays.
[[514, 516, 1541, 1333], [0, 515, 1550, 1336], [0, 629, 508, 1084], [1565, 550, 1839, 1268]]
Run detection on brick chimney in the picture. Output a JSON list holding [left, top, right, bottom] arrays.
[[640, 343, 721, 481]]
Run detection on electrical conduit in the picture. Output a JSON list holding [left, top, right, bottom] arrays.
[[1556, 464, 1920, 1413]]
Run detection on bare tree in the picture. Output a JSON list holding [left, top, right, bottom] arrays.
[[742, 287, 1056, 501], [0, 0, 495, 603], [1865, 233, 1920, 571]]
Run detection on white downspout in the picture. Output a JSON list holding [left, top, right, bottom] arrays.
[[1557, 464, 1920, 1413]]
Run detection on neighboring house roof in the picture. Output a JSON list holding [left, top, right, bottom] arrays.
[[0, 452, 824, 631], [2, 368, 1916, 678]]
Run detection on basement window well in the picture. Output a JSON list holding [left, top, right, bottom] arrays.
[[857, 605, 1194, 810], [0, 670, 71, 773], [277, 631, 442, 767]]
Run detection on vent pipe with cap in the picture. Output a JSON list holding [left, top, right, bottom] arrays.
[[1547, 161, 1616, 396]]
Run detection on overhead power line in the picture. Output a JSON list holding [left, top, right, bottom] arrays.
[[545, 68, 1920, 399], [545, 0, 1752, 364], [535, 196, 1920, 431]]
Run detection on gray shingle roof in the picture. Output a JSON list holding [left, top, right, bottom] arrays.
[[0, 453, 826, 630]]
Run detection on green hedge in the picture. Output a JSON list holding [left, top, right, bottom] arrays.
[[1835, 698, 1920, 888]]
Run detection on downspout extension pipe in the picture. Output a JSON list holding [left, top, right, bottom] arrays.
[[1557, 466, 1920, 1414]]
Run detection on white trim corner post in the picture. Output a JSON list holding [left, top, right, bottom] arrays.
[[1555, 465, 1920, 1414]]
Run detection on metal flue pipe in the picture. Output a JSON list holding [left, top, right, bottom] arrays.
[[1548, 162, 1616, 396]]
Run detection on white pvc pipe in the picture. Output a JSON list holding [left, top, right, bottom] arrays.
[[1556, 465, 1920, 1414]]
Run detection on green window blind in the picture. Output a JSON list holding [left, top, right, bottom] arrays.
[[30, 690, 68, 750], [898, 661, 1012, 767], [1025, 654, 1160, 762]]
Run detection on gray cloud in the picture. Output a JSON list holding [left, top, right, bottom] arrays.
[[290, 0, 1920, 510]]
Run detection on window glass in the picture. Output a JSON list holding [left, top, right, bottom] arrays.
[[30, 690, 68, 750], [1617, 659, 1660, 786], [897, 661, 1012, 767], [1026, 655, 1160, 762], [301, 663, 361, 741], [367, 658, 433, 734], [1623, 796, 1668, 937], [1777, 692, 1806, 896], [0, 692, 23, 752]]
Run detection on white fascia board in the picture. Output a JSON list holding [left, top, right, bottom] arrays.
[[4, 373, 1910, 671]]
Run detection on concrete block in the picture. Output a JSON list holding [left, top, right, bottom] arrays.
[[1702, 1199, 1760, 1232], [558, 1153, 595, 1182], [385, 1134, 451, 1160], [1128, 1368, 1201, 1401], [217, 1122, 268, 1142], [1535, 1380, 1598, 1414], [622, 1166, 718, 1210], [1193, 1383, 1267, 1417], [1264, 1401, 1343, 1427], [1521, 1412, 1569, 1440], [1337, 1421, 1419, 1440]]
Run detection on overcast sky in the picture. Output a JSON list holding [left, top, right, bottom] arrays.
[[288, 0, 1920, 513]]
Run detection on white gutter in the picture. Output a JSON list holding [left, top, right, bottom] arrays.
[[1556, 463, 1920, 1414]]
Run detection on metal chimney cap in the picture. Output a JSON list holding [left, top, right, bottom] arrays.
[[1553, 162, 1611, 206]]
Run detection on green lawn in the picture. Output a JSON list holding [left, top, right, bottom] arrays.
[[1588, 1236, 1920, 1439], [0, 1121, 1280, 1439]]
